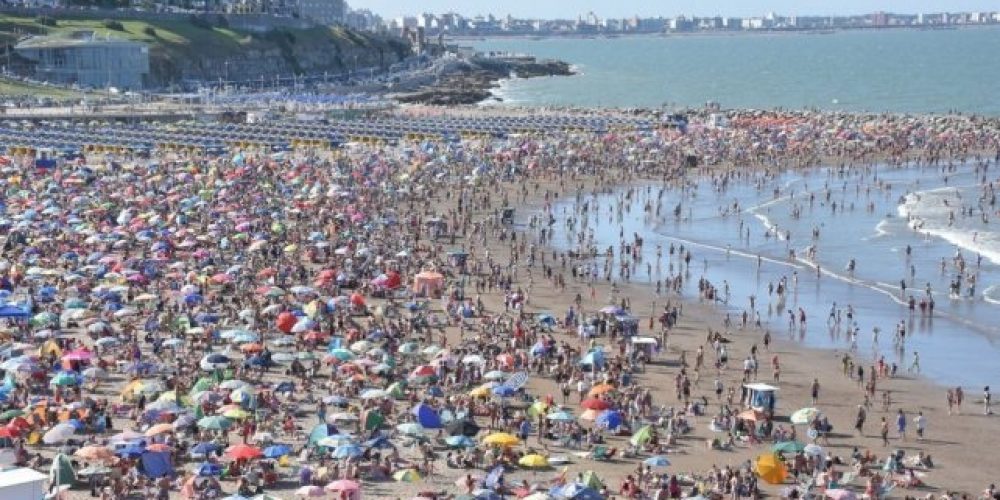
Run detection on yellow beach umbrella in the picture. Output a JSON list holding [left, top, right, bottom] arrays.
[[482, 432, 520, 447], [754, 453, 788, 485], [468, 385, 492, 398], [518, 454, 549, 468], [393, 469, 421, 482]]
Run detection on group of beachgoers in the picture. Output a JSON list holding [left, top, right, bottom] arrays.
[[0, 107, 996, 500]]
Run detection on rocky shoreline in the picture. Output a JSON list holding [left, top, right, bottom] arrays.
[[391, 57, 573, 106]]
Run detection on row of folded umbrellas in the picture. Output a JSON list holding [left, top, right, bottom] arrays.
[[0, 112, 655, 153]]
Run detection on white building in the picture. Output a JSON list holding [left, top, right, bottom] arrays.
[[295, 0, 345, 25]]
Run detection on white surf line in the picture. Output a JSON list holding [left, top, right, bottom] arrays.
[[647, 225, 804, 271]]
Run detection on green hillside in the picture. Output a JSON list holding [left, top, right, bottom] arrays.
[[0, 13, 410, 86]]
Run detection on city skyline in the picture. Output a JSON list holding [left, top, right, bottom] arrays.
[[362, 0, 1000, 21]]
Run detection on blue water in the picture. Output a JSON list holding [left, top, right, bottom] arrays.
[[540, 163, 1000, 388], [474, 29, 1000, 114]]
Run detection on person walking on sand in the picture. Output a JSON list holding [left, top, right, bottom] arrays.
[[896, 409, 907, 441], [810, 378, 820, 405], [880, 417, 889, 446], [854, 405, 866, 435], [985, 386, 993, 415], [914, 411, 926, 440]]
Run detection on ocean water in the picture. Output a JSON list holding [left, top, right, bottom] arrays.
[[540, 162, 1000, 388], [473, 28, 1000, 114]]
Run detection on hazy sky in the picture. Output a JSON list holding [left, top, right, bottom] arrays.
[[361, 1, 998, 20]]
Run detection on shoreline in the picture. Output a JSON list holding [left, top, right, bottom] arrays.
[[490, 163, 999, 495]]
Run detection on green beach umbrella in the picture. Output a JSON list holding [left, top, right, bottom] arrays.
[[393, 469, 421, 482], [771, 441, 807, 454], [629, 425, 654, 447], [0, 409, 24, 421], [580, 470, 604, 489], [49, 453, 76, 488], [197, 416, 232, 430], [398, 342, 419, 355], [328, 349, 355, 361], [50, 373, 78, 387], [363, 409, 384, 431]]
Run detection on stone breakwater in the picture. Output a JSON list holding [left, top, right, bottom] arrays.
[[392, 57, 574, 106]]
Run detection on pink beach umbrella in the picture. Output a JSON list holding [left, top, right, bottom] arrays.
[[325, 479, 360, 493]]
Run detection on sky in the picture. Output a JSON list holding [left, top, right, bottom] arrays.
[[360, 1, 999, 20]]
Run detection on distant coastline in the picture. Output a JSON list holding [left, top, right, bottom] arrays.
[[446, 22, 998, 42]]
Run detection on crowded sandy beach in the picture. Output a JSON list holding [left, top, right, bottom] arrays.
[[0, 106, 998, 500]]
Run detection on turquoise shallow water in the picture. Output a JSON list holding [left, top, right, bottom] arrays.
[[538, 163, 1000, 388], [473, 29, 1000, 113]]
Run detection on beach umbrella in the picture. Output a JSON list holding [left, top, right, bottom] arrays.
[[325, 479, 360, 493], [482, 432, 519, 447], [393, 469, 421, 482], [546, 411, 575, 422], [579, 470, 604, 489], [644, 456, 671, 467], [360, 389, 389, 400], [43, 423, 76, 444], [483, 370, 506, 381], [49, 453, 76, 488], [445, 419, 480, 437], [587, 383, 615, 397], [109, 430, 145, 443], [116, 444, 146, 458], [49, 372, 79, 387], [145, 423, 175, 436], [328, 412, 359, 423], [197, 416, 232, 430], [263, 444, 291, 458], [580, 398, 610, 411], [790, 407, 821, 425], [754, 453, 788, 485], [445, 435, 476, 448], [221, 407, 250, 420], [771, 441, 806, 454], [225, 444, 263, 460], [81, 367, 107, 379], [396, 422, 425, 436], [316, 434, 357, 448], [295, 485, 326, 497], [594, 410, 623, 429], [195, 462, 222, 476], [492, 385, 516, 397], [74, 445, 115, 462], [190, 442, 221, 456], [629, 425, 654, 447], [332, 444, 364, 459], [0, 409, 24, 422], [518, 454, 549, 468], [825, 489, 858, 500], [523, 493, 552, 500], [803, 443, 824, 457], [411, 403, 442, 429], [328, 349, 355, 361]]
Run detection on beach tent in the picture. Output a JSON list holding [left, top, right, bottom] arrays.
[[0, 467, 47, 500], [742, 383, 779, 412], [49, 453, 76, 489], [140, 451, 174, 478], [411, 271, 444, 296], [410, 403, 442, 429]]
